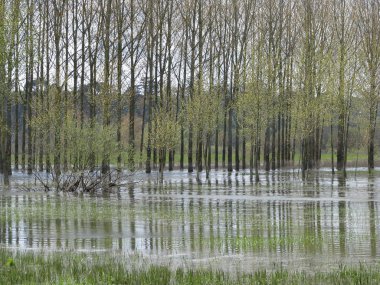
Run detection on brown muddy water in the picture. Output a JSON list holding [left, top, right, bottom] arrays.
[[0, 169, 379, 273]]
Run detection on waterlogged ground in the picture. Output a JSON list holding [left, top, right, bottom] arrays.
[[0, 169, 379, 273]]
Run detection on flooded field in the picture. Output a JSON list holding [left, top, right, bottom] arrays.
[[0, 169, 379, 273]]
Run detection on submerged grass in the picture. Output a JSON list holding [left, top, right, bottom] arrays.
[[1, 249, 380, 284]]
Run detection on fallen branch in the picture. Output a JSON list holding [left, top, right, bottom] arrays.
[[30, 169, 136, 193]]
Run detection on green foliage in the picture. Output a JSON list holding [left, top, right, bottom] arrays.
[[31, 100, 118, 171], [5, 258, 14, 267], [2, 0, 380, 175], [290, 91, 321, 140], [30, 86, 61, 137], [150, 106, 180, 151], [63, 110, 118, 170], [185, 82, 223, 141], [236, 87, 268, 140]]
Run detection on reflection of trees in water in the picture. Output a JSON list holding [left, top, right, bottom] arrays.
[[1, 172, 380, 268], [368, 175, 377, 257], [0, 198, 6, 246], [129, 183, 136, 251], [338, 174, 347, 256]]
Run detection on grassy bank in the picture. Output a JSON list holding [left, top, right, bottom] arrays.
[[1, 249, 380, 284]]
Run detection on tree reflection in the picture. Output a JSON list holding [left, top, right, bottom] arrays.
[[338, 173, 346, 256], [368, 174, 377, 257]]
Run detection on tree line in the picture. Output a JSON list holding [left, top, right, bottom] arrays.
[[0, 0, 379, 183]]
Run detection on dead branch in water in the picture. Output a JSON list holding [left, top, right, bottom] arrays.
[[30, 169, 136, 193]]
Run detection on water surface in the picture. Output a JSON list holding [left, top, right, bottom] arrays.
[[1, 169, 379, 272]]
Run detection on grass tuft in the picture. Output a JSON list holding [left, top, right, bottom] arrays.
[[1, 249, 380, 284]]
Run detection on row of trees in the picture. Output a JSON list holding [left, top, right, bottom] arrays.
[[0, 0, 379, 182]]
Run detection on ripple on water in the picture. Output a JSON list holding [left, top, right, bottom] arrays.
[[0, 169, 379, 272]]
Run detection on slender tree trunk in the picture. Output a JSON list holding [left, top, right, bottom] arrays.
[[222, 104, 227, 168], [140, 64, 148, 167], [330, 121, 335, 175], [62, 4, 70, 172], [249, 139, 253, 178], [53, 0, 63, 176], [101, 0, 112, 176], [145, 0, 154, 173], [71, 0, 78, 170], [188, 5, 197, 173], [38, 4, 45, 172], [45, 3, 51, 172], [227, 103, 233, 172], [116, 1, 124, 171], [27, 1, 34, 175], [264, 127, 270, 171], [79, 5, 86, 170], [14, 31, 20, 171], [128, 0, 136, 171], [180, 26, 188, 170]]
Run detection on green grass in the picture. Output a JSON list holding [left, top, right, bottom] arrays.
[[1, 249, 380, 284]]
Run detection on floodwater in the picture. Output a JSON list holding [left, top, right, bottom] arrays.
[[0, 169, 379, 273]]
